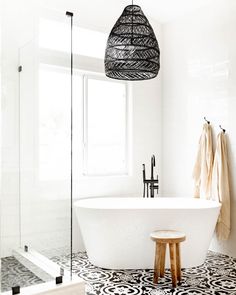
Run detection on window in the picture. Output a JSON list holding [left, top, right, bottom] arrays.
[[83, 76, 129, 176], [38, 65, 129, 179]]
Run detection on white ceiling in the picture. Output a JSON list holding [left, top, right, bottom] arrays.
[[38, 0, 214, 25]]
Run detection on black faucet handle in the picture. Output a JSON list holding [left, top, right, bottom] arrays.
[[151, 155, 156, 167], [142, 164, 146, 181]]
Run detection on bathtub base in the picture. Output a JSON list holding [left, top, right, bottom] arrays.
[[75, 197, 221, 269]]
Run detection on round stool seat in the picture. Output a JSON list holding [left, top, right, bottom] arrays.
[[150, 230, 186, 243]]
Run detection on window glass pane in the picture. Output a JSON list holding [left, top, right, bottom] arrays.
[[39, 18, 107, 59], [85, 77, 127, 175]]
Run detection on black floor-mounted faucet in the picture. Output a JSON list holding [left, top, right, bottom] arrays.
[[142, 155, 159, 198]]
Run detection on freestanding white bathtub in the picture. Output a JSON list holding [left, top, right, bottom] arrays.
[[74, 197, 221, 269]]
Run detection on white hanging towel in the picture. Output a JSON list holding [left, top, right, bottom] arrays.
[[212, 132, 230, 240], [192, 123, 213, 199]]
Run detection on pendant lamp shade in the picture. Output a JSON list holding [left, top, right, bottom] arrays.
[[104, 5, 160, 81]]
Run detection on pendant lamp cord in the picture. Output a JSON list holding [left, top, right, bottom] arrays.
[[66, 10, 73, 281], [131, 0, 134, 45]]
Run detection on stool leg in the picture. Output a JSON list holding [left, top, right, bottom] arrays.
[[176, 243, 182, 282], [160, 243, 166, 278], [153, 243, 161, 284], [169, 243, 177, 288]]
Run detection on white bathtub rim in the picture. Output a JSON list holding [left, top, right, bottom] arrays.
[[74, 197, 221, 210]]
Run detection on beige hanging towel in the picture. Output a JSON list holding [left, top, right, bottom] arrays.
[[212, 132, 230, 240], [192, 123, 213, 199]]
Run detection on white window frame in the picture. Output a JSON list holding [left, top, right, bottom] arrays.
[[83, 74, 130, 176]]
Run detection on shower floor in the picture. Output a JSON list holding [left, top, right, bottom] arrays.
[[52, 251, 236, 295], [1, 256, 44, 292]]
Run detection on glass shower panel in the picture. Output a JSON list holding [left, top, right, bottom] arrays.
[[19, 13, 73, 284], [20, 54, 70, 254]]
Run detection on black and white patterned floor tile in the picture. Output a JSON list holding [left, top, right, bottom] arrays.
[[52, 251, 236, 295], [1, 256, 44, 292]]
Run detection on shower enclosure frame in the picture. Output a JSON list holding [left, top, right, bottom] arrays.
[[12, 10, 77, 292]]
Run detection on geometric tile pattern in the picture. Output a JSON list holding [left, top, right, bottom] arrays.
[[52, 251, 236, 295], [1, 256, 44, 292]]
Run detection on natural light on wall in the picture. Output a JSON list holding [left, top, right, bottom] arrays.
[[39, 65, 71, 181], [39, 66, 129, 180], [39, 18, 108, 59]]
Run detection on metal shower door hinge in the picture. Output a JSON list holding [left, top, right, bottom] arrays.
[[12, 286, 20, 294], [66, 11, 73, 17], [56, 276, 63, 284]]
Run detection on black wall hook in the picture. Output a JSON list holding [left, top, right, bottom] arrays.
[[204, 117, 210, 124], [219, 125, 226, 133]]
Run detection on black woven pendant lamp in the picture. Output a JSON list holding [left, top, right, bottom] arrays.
[[104, 2, 160, 81]]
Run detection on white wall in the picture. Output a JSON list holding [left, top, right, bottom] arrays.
[[1, 0, 162, 257], [162, 0, 236, 257]]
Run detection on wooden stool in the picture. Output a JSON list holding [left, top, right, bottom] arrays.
[[150, 230, 186, 288]]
